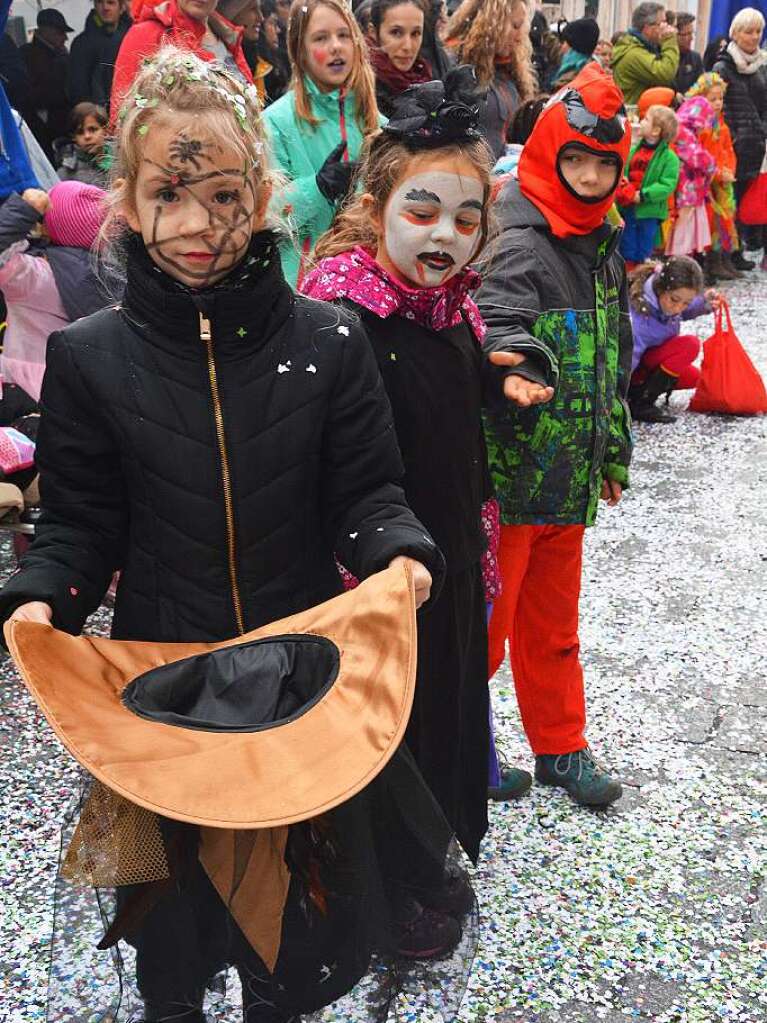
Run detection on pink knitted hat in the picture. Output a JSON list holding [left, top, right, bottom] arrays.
[[44, 181, 107, 250]]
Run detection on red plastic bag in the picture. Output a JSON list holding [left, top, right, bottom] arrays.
[[739, 150, 767, 225], [689, 300, 767, 415], [739, 173, 767, 225]]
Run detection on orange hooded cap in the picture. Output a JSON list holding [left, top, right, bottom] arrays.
[[638, 86, 675, 120], [518, 63, 631, 238]]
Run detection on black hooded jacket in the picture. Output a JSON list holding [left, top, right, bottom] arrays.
[[0, 233, 443, 642], [68, 9, 133, 108]]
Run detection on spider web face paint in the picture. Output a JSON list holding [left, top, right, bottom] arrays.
[[131, 125, 260, 289]]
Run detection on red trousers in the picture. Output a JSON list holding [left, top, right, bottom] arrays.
[[631, 334, 701, 390], [488, 524, 587, 755]]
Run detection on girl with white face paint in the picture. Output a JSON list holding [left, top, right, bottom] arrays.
[[303, 68, 537, 869], [380, 162, 486, 286]]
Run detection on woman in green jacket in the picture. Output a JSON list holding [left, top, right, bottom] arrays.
[[263, 0, 382, 287], [616, 103, 680, 266]]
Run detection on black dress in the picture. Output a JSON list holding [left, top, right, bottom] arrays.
[[346, 304, 491, 864]]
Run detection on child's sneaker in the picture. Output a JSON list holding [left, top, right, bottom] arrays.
[[488, 766, 533, 801], [535, 748, 622, 807]]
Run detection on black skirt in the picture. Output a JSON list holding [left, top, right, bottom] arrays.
[[407, 562, 490, 864]]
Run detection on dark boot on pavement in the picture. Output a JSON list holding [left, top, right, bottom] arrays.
[[535, 747, 623, 807], [395, 896, 462, 960], [488, 766, 533, 801], [628, 368, 678, 423], [731, 249, 755, 271], [703, 250, 720, 285], [718, 251, 744, 279]]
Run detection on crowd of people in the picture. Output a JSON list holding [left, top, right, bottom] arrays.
[[0, 1, 765, 1021]]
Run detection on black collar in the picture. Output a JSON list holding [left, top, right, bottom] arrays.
[[122, 230, 295, 360]]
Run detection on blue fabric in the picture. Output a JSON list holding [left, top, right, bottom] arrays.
[[0, 0, 39, 197], [709, 0, 767, 41], [555, 48, 591, 82], [619, 208, 659, 264]]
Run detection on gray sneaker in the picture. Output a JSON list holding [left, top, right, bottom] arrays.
[[535, 747, 623, 807]]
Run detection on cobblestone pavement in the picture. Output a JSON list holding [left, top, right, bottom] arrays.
[[1, 271, 766, 1023]]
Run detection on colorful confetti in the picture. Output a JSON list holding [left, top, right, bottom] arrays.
[[0, 270, 766, 1021]]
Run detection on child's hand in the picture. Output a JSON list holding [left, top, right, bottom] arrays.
[[488, 351, 555, 407], [601, 479, 622, 506], [21, 188, 51, 215], [705, 288, 724, 309], [7, 600, 53, 625], [388, 555, 432, 609], [633, 194, 642, 204]]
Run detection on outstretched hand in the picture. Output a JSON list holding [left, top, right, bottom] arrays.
[[489, 351, 555, 407]]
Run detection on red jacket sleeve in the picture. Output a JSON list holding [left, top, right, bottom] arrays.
[[110, 21, 165, 126]]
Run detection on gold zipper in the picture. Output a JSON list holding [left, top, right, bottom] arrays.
[[199, 312, 245, 636]]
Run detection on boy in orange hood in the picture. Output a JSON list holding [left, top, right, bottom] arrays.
[[477, 65, 633, 808]]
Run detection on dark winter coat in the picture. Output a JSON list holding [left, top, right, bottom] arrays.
[[713, 50, 767, 184], [345, 307, 492, 574], [67, 9, 133, 108], [19, 33, 70, 158], [674, 47, 704, 95], [338, 301, 490, 863], [0, 233, 444, 643], [478, 69, 520, 160], [478, 179, 633, 527]]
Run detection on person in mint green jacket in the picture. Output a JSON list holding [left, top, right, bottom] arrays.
[[263, 0, 383, 287], [616, 103, 680, 266]]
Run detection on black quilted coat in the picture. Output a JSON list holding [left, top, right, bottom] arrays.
[[0, 233, 443, 642], [714, 50, 767, 184]]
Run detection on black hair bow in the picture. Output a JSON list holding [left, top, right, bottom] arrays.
[[383, 65, 484, 147]]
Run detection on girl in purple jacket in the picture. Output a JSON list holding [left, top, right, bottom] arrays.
[[627, 257, 722, 423]]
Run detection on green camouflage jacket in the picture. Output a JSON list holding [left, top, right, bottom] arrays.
[[479, 179, 633, 527]]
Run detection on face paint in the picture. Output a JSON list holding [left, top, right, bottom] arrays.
[[312, 47, 328, 64], [126, 122, 262, 289], [381, 170, 484, 288]]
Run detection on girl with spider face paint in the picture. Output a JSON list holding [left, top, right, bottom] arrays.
[[1, 46, 473, 1023], [304, 68, 536, 862]]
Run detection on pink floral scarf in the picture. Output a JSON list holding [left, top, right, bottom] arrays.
[[301, 246, 487, 343]]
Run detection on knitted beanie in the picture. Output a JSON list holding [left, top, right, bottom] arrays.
[[561, 17, 600, 57], [44, 181, 107, 250]]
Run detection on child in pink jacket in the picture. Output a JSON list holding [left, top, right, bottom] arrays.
[[0, 181, 106, 401], [664, 96, 717, 259]]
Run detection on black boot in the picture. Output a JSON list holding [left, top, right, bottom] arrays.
[[703, 251, 719, 285], [731, 249, 755, 271], [629, 368, 678, 423]]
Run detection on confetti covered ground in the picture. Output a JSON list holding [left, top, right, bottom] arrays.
[[1, 268, 766, 1023]]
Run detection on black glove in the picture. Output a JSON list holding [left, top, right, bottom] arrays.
[[316, 142, 357, 203]]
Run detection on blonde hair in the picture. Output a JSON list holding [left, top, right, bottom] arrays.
[[287, 0, 380, 134], [446, 0, 536, 96], [730, 6, 765, 38], [104, 46, 270, 241], [314, 132, 496, 263], [646, 104, 678, 142]]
